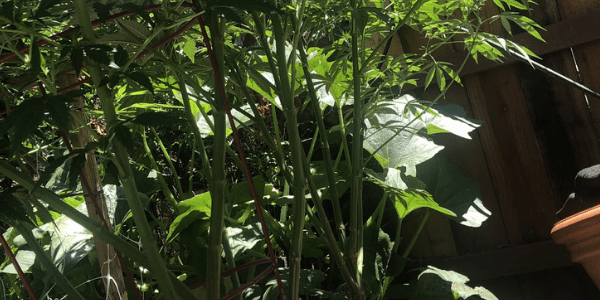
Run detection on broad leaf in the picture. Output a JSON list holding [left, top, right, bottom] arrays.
[[225, 223, 263, 260], [416, 266, 498, 300], [417, 157, 491, 227], [0, 250, 35, 274]]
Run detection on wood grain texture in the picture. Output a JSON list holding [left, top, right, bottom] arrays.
[[464, 65, 557, 244], [421, 84, 510, 254]]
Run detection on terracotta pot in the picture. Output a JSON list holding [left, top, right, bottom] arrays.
[[551, 204, 600, 289]]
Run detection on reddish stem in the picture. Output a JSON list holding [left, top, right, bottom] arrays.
[[193, 4, 287, 299], [0, 230, 39, 300]]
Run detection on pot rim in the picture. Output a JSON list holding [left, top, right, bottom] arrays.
[[552, 203, 600, 234]]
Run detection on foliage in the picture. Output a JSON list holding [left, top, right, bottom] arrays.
[[0, 0, 541, 299]]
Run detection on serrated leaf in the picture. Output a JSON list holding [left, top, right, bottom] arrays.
[[46, 95, 71, 132], [114, 45, 128, 67], [1, 99, 46, 156], [93, 2, 112, 23], [84, 45, 112, 66], [118, 19, 152, 41], [70, 47, 83, 75], [183, 39, 196, 63], [119, 3, 154, 26], [353, 8, 369, 34], [113, 123, 135, 153], [127, 71, 154, 94]]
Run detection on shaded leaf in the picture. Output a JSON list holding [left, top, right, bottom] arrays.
[[0, 98, 46, 156], [71, 47, 84, 75], [417, 157, 491, 227], [46, 95, 72, 132], [127, 71, 154, 94], [84, 44, 112, 66], [113, 123, 135, 153], [93, 2, 112, 23], [114, 45, 129, 67]]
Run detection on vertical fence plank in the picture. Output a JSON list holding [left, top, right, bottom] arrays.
[[510, 0, 600, 213], [464, 65, 557, 244], [556, 0, 600, 138]]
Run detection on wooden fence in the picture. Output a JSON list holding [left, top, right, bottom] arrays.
[[392, 0, 600, 298]]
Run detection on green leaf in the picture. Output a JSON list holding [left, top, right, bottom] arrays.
[[435, 65, 446, 91], [416, 266, 498, 300], [177, 192, 212, 215], [363, 97, 446, 173], [0, 98, 46, 157], [119, 3, 154, 26], [424, 65, 435, 89], [417, 157, 491, 227], [84, 44, 112, 66], [114, 45, 129, 67], [46, 95, 72, 132], [0, 188, 32, 225], [0, 1, 15, 22], [93, 2, 112, 23], [225, 223, 264, 260], [70, 47, 84, 75], [392, 189, 456, 219], [0, 250, 35, 274], [353, 8, 370, 34], [29, 40, 42, 75], [127, 71, 154, 94], [34, 0, 64, 18], [118, 18, 152, 40], [167, 192, 212, 243], [183, 39, 196, 63], [113, 123, 135, 153]]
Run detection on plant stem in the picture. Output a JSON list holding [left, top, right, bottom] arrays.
[[142, 130, 179, 211], [296, 40, 346, 241], [350, 0, 365, 289], [72, 2, 180, 299], [202, 11, 228, 299], [151, 127, 184, 198], [272, 13, 307, 300]]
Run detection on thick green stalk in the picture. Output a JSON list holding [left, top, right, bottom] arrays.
[[301, 157, 362, 298], [72, 2, 179, 299], [151, 127, 184, 198], [14, 222, 85, 300], [272, 14, 306, 300], [205, 12, 228, 300], [297, 40, 345, 240], [349, 0, 364, 288]]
